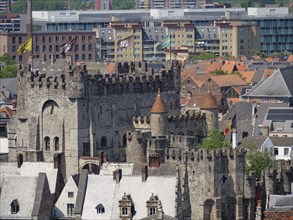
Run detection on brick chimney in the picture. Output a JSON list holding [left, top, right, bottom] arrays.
[[113, 169, 122, 183], [142, 165, 148, 182]]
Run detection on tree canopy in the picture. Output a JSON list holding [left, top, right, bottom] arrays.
[[0, 54, 17, 78], [201, 129, 230, 150], [246, 150, 273, 181]]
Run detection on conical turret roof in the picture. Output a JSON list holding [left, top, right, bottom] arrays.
[[151, 88, 167, 113]]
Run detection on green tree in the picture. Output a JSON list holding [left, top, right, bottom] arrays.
[[0, 65, 17, 78], [240, 0, 254, 8], [201, 129, 229, 150], [210, 69, 228, 75], [112, 0, 135, 10], [189, 53, 216, 60], [246, 151, 273, 181], [0, 54, 17, 78], [12, 0, 67, 13]]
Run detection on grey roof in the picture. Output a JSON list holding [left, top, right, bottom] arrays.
[[143, 27, 166, 42], [82, 175, 177, 220], [141, 213, 176, 220], [257, 104, 289, 124], [242, 67, 293, 98], [269, 137, 293, 147], [0, 78, 17, 98], [238, 136, 267, 149], [0, 176, 38, 218], [251, 69, 265, 84], [268, 194, 293, 209]]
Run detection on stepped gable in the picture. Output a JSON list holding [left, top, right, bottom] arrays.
[[151, 88, 167, 113]]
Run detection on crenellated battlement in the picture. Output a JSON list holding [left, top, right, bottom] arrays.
[[167, 111, 205, 122], [17, 60, 181, 98], [165, 147, 247, 163]]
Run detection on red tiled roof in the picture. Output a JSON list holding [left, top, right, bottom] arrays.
[[0, 106, 13, 118], [287, 55, 293, 62], [106, 63, 116, 75], [239, 70, 255, 83], [181, 74, 210, 87], [206, 61, 223, 74], [236, 62, 247, 72], [221, 61, 236, 74], [210, 74, 247, 87], [262, 69, 275, 79], [185, 92, 218, 109]]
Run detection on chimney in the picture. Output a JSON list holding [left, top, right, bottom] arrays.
[[142, 165, 148, 182], [7, 0, 11, 13], [12, 99, 17, 110], [113, 169, 122, 183], [67, 0, 72, 10], [27, 0, 32, 38], [262, 125, 269, 137]]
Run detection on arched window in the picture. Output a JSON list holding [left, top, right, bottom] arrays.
[[123, 134, 127, 147], [101, 136, 107, 148], [54, 137, 59, 151], [10, 199, 19, 214], [44, 136, 50, 151]]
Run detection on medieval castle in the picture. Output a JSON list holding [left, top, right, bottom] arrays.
[[4, 58, 292, 219]]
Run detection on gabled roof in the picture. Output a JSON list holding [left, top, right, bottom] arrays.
[[181, 74, 209, 87], [242, 67, 293, 98], [210, 74, 247, 87], [262, 68, 275, 79], [81, 175, 177, 219], [221, 61, 236, 74], [185, 92, 218, 109], [236, 63, 247, 72], [0, 106, 13, 118], [206, 61, 223, 74], [287, 55, 293, 62], [239, 70, 255, 84], [269, 137, 293, 147]]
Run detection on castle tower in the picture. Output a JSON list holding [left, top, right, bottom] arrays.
[[201, 88, 219, 130], [150, 88, 167, 137]]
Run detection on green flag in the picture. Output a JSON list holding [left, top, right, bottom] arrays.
[[155, 34, 170, 51]]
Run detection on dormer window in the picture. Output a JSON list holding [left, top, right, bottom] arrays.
[[146, 194, 159, 216], [10, 199, 19, 214], [118, 193, 134, 220], [96, 203, 105, 214]]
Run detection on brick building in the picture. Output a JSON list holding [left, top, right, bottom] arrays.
[[0, 31, 96, 64]]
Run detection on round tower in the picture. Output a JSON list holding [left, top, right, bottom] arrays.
[[150, 88, 167, 136], [201, 88, 219, 130]]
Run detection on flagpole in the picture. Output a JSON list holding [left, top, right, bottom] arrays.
[[169, 34, 171, 61], [27, 0, 34, 71]]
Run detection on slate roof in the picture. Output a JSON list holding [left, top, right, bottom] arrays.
[[242, 67, 293, 98], [269, 137, 293, 147], [81, 175, 177, 220], [238, 136, 267, 149], [0, 78, 17, 98], [0, 176, 38, 218]]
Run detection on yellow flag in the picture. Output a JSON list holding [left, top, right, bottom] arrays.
[[17, 37, 32, 54]]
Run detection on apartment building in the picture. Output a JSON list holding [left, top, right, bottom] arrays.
[[0, 31, 96, 64], [214, 20, 260, 57], [110, 21, 143, 62]]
